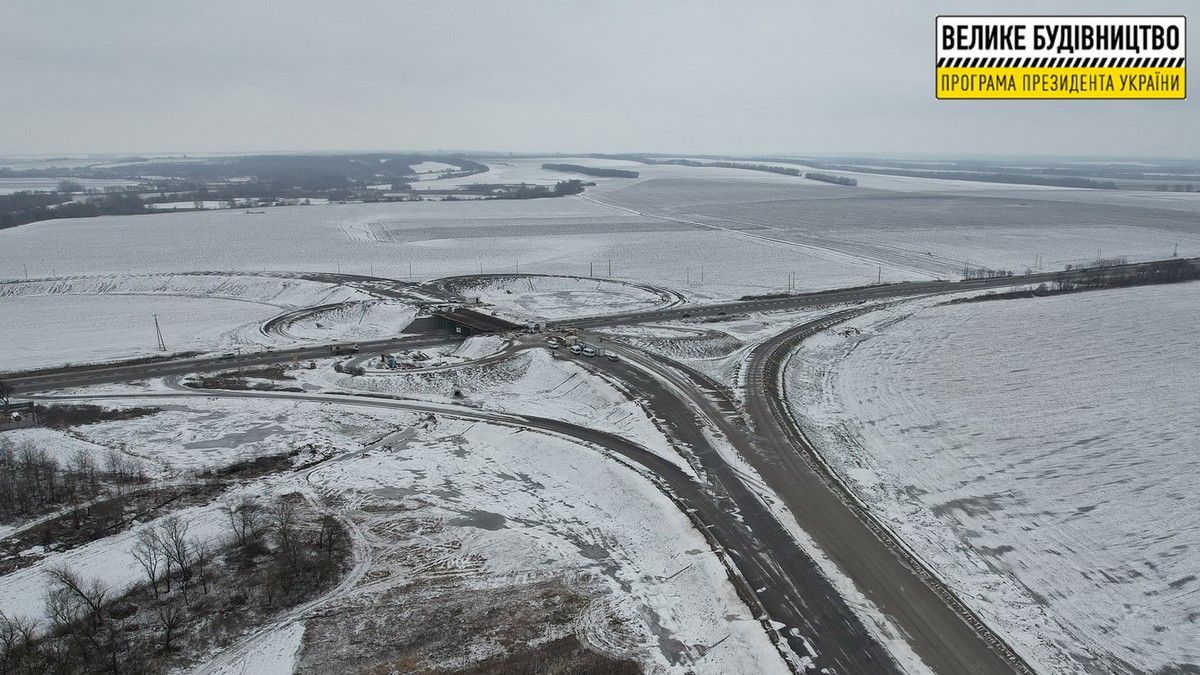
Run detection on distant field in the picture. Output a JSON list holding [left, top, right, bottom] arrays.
[[788, 283, 1200, 674], [3, 159, 1199, 300]]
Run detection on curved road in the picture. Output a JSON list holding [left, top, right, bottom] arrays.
[[574, 341, 900, 673], [10, 258, 1193, 673], [739, 308, 1034, 674], [30, 385, 806, 670]]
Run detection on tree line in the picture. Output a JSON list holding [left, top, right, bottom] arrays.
[[541, 164, 639, 178], [803, 164, 1119, 189], [954, 258, 1200, 303], [804, 172, 858, 186], [0, 439, 147, 524], [645, 159, 802, 176], [0, 192, 146, 230]]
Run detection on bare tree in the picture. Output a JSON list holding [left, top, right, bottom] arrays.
[[104, 448, 130, 486], [152, 598, 186, 652], [159, 517, 192, 600], [45, 566, 108, 629], [192, 540, 212, 595], [223, 495, 262, 548], [316, 514, 347, 583], [269, 498, 299, 570], [0, 610, 39, 671], [131, 529, 164, 600], [0, 379, 11, 411], [44, 565, 122, 670]]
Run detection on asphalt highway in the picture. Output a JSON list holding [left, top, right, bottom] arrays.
[[576, 343, 900, 673], [562, 257, 1199, 328], [739, 308, 1033, 675], [10, 258, 1193, 673], [5, 334, 460, 395]]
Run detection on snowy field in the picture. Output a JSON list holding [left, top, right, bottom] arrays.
[[4, 159, 1197, 302], [410, 157, 643, 191], [301, 346, 695, 477], [406, 160, 458, 174], [786, 283, 1200, 674], [0, 273, 386, 371], [589, 169, 1200, 277], [0, 273, 370, 308], [275, 300, 416, 342], [0, 192, 910, 299], [439, 274, 673, 321], [0, 294, 269, 371]]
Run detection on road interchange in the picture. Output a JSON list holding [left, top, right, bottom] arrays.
[[8, 258, 1194, 673]]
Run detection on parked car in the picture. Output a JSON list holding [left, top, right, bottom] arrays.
[[582, 346, 596, 357], [607, 353, 619, 362], [570, 345, 582, 355]]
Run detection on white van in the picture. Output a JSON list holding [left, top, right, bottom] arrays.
[[582, 346, 596, 357], [570, 344, 582, 355]]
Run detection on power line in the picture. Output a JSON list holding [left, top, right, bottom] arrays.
[[153, 314, 167, 351]]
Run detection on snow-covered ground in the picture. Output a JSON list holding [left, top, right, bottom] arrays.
[[598, 305, 843, 396], [273, 300, 416, 342], [409, 157, 638, 191], [0, 274, 388, 371], [300, 415, 787, 672], [0, 501, 229, 624], [406, 160, 458, 174], [52, 396, 412, 477], [0, 392, 785, 672], [6, 160, 1195, 300], [586, 162, 1200, 279], [786, 283, 1200, 674], [213, 622, 305, 675], [0, 294, 269, 371], [440, 274, 671, 321], [358, 335, 509, 372], [0, 273, 370, 309], [301, 347, 695, 477]]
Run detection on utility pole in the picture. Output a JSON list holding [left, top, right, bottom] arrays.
[[608, 258, 612, 277], [153, 314, 167, 351], [23, 264, 28, 280], [686, 267, 690, 285], [589, 261, 594, 277], [409, 262, 413, 279], [1174, 243, 1179, 257], [877, 266, 882, 284], [700, 265, 704, 285]]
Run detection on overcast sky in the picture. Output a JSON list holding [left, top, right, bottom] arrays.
[[1, 0, 1195, 158]]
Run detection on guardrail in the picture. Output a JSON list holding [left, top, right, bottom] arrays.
[[756, 307, 1038, 675]]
